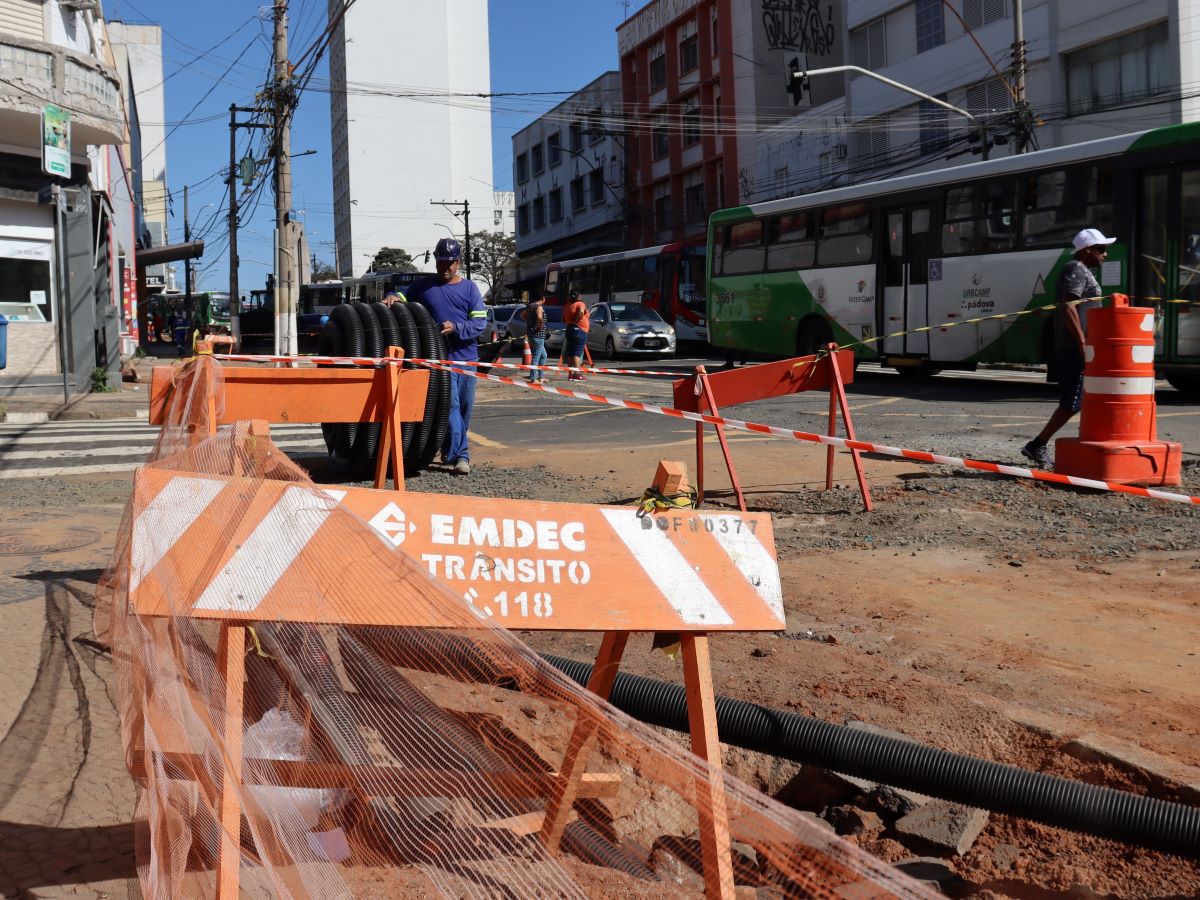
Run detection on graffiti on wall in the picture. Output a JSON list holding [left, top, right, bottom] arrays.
[[762, 0, 835, 56]]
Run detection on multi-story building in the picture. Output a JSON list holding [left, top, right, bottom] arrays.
[[328, 0, 494, 280], [752, 0, 1200, 202], [107, 21, 170, 292], [510, 71, 625, 291], [618, 0, 845, 247], [0, 0, 133, 395]]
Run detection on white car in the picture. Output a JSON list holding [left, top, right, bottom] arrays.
[[586, 302, 676, 360]]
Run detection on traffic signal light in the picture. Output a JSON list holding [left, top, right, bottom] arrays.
[[423, 250, 430, 264], [786, 57, 809, 107]]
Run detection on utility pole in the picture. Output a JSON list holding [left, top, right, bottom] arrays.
[[183, 184, 191, 315], [227, 104, 241, 346], [273, 0, 297, 355], [227, 105, 271, 348], [430, 198, 471, 279], [1012, 0, 1031, 153]]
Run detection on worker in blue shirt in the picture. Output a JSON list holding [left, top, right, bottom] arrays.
[[405, 237, 487, 474]]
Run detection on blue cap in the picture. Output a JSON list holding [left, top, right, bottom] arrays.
[[434, 237, 462, 262]]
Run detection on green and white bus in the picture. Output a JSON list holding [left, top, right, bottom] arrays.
[[707, 122, 1200, 393]]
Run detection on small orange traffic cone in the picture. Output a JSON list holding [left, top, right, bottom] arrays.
[[522, 337, 532, 367]]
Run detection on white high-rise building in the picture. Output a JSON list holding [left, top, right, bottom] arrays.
[[328, 0, 494, 278]]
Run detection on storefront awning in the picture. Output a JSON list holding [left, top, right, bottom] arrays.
[[136, 240, 204, 269]]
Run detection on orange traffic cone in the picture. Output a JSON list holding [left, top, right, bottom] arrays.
[[1056, 294, 1182, 485], [522, 337, 532, 367]]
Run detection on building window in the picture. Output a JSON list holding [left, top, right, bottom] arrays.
[[649, 39, 667, 91], [962, 0, 1007, 30], [588, 110, 604, 144], [549, 188, 563, 222], [681, 95, 701, 147], [915, 0, 944, 53], [571, 176, 586, 212], [532, 143, 545, 174], [963, 77, 1012, 116], [850, 17, 886, 73], [919, 97, 949, 155], [853, 115, 889, 166], [1066, 23, 1170, 116], [494, 208, 503, 227], [683, 169, 705, 227], [679, 19, 699, 74], [569, 122, 583, 153], [652, 114, 669, 160], [589, 169, 605, 205], [711, 5, 719, 57], [653, 181, 673, 240], [0, 241, 53, 322], [548, 131, 562, 167], [516, 153, 528, 184], [518, 204, 530, 235], [533, 196, 546, 228]]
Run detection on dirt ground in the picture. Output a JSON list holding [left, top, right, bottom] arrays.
[[2, 421, 1198, 897]]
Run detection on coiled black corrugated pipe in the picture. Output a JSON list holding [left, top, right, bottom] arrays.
[[540, 653, 1200, 859]]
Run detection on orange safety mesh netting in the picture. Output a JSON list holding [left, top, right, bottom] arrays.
[[97, 359, 930, 898]]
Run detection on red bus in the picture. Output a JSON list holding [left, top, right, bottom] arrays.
[[543, 241, 708, 342]]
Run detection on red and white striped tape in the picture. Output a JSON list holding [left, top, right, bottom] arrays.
[[209, 353, 678, 377], [413, 359, 1200, 508]]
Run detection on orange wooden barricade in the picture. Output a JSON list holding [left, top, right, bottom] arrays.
[[128, 445, 784, 899], [148, 349, 429, 490], [673, 347, 873, 512]]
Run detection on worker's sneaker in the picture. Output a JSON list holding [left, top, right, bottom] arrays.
[[1021, 440, 1051, 470], [452, 458, 471, 476]]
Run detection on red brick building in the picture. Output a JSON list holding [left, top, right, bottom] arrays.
[[619, 0, 736, 248]]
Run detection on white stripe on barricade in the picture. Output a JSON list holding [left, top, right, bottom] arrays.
[[1083, 376, 1157, 396]]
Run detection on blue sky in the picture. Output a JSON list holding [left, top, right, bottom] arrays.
[[109, 0, 630, 291]]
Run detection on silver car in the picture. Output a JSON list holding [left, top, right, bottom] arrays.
[[586, 302, 676, 360], [504, 304, 567, 355]]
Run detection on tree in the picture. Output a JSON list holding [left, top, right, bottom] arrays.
[[469, 230, 516, 301], [370, 247, 418, 273], [311, 259, 339, 282]]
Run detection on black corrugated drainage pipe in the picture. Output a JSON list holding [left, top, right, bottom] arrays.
[[540, 653, 1200, 859]]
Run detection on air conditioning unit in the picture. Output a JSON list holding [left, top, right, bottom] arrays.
[[831, 144, 848, 160]]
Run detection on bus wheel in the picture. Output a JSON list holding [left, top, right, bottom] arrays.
[[605, 337, 619, 361], [1165, 372, 1200, 395], [796, 317, 833, 357]]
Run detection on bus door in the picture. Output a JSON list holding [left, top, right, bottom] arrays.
[[1171, 169, 1200, 360], [881, 206, 932, 356], [1138, 167, 1200, 363]]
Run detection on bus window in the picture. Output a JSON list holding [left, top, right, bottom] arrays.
[[545, 267, 559, 296], [817, 204, 872, 266], [575, 264, 600, 295], [767, 212, 815, 270], [942, 180, 1016, 254], [720, 221, 765, 275], [679, 245, 706, 312], [1023, 165, 1113, 248]]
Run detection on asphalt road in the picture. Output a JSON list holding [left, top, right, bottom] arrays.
[[469, 350, 1200, 469]]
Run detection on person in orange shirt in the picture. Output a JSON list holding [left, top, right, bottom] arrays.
[[563, 289, 590, 381]]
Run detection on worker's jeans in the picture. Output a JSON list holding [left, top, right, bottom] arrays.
[[442, 368, 476, 463]]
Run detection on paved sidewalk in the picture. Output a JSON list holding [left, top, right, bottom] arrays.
[[1, 355, 164, 424]]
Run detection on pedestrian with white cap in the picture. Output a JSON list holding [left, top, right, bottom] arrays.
[[1022, 227, 1116, 469]]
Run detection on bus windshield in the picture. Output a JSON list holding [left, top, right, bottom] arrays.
[[679, 246, 706, 313]]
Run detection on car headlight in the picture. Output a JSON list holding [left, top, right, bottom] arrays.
[[666, 327, 675, 335], [617, 327, 630, 334]]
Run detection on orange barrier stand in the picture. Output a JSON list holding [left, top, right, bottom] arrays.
[[127, 443, 784, 899], [1055, 296, 1183, 485], [673, 346, 873, 512], [149, 348, 429, 490]]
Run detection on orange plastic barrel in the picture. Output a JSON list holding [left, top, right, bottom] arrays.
[[1076, 300, 1158, 443]]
